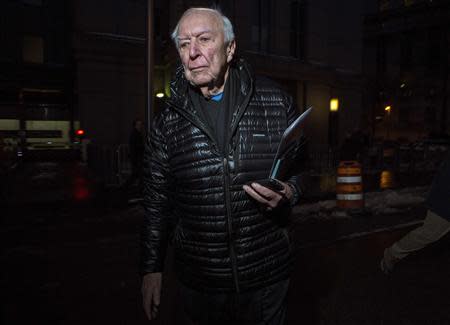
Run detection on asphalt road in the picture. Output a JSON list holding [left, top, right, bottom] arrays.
[[2, 197, 450, 325]]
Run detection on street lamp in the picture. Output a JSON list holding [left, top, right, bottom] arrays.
[[330, 98, 339, 112], [329, 98, 339, 148], [385, 105, 391, 139]]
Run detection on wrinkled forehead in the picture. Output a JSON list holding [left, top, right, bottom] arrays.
[[178, 10, 223, 37]]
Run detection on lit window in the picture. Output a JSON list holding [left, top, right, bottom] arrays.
[[23, 36, 44, 64]]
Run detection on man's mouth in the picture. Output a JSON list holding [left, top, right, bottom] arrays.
[[190, 66, 207, 71]]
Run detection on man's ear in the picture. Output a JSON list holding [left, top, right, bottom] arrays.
[[226, 40, 236, 63]]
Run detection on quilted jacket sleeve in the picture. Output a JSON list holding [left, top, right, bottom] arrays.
[[283, 92, 305, 206], [140, 113, 172, 275]]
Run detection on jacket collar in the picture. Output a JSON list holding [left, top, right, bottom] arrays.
[[167, 58, 254, 115], [166, 58, 254, 152]]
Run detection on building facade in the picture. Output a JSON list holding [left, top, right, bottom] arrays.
[[0, 0, 75, 151], [4, 0, 403, 150], [363, 0, 450, 142]]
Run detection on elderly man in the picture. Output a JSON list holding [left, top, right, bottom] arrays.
[[141, 7, 303, 324]]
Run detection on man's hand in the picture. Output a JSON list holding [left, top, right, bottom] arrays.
[[243, 181, 293, 211], [142, 272, 162, 321]]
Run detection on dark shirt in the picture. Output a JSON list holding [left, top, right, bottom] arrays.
[[189, 74, 234, 155]]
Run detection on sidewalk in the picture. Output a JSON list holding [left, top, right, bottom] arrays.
[[1, 181, 443, 325], [290, 186, 428, 249]]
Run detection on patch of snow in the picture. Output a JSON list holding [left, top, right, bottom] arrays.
[[293, 186, 429, 221]]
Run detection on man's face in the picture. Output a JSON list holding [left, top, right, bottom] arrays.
[[177, 11, 235, 89]]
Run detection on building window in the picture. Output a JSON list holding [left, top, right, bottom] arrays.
[[23, 36, 44, 64], [290, 0, 305, 59], [251, 0, 272, 53]]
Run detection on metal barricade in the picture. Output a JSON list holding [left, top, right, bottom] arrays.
[[87, 144, 118, 186], [116, 144, 131, 185], [86, 143, 133, 187]]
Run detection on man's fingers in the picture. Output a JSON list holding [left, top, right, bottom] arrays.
[[243, 184, 270, 205], [142, 287, 154, 320], [151, 310, 158, 320], [143, 292, 160, 320], [151, 300, 159, 320], [150, 291, 160, 320], [142, 272, 162, 321], [243, 183, 282, 208], [153, 286, 161, 306], [253, 182, 287, 197], [142, 283, 161, 320], [143, 297, 153, 320]]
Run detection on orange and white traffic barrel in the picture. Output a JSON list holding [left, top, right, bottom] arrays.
[[336, 160, 364, 209]]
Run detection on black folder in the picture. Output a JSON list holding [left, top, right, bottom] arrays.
[[249, 107, 312, 193], [269, 106, 313, 181]]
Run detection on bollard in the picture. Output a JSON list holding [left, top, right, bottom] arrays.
[[336, 160, 364, 209]]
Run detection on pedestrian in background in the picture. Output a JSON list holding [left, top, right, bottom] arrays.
[[381, 151, 450, 273], [122, 118, 145, 196], [140, 7, 303, 325]]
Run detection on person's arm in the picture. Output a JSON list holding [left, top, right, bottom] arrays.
[[140, 115, 172, 320]]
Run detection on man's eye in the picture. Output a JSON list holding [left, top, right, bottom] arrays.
[[199, 37, 210, 43], [179, 42, 189, 50]]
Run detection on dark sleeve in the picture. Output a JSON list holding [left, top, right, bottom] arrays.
[[140, 114, 172, 275], [282, 92, 306, 206]]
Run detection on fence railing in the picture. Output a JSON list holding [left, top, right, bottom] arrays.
[[87, 145, 117, 186]]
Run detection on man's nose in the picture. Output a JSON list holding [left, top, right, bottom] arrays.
[[189, 41, 200, 58]]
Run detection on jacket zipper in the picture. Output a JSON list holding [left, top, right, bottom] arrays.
[[168, 82, 251, 292], [223, 157, 240, 293]]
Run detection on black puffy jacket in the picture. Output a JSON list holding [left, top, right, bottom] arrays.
[[141, 58, 300, 293]]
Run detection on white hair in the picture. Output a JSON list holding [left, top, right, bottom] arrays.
[[171, 8, 235, 48]]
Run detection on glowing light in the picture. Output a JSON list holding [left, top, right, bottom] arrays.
[[156, 92, 165, 98], [73, 177, 90, 200], [76, 129, 85, 136], [385, 106, 391, 112], [330, 98, 339, 112], [379, 170, 396, 189]]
